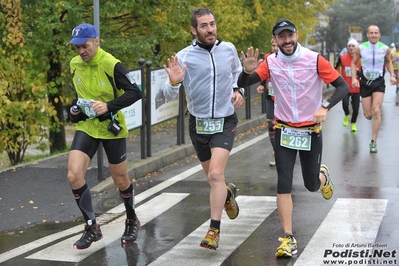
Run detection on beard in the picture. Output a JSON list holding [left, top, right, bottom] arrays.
[[196, 31, 217, 46], [279, 42, 298, 56]]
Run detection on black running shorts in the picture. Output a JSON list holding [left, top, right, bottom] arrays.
[[188, 113, 238, 162], [70, 130, 127, 164], [359, 76, 385, 98]]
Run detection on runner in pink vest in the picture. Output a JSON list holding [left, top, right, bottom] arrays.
[[237, 18, 349, 258]]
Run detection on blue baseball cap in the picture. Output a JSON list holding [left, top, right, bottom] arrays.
[[67, 23, 98, 45]]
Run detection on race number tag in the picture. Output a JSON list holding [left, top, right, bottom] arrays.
[[268, 81, 275, 96], [280, 127, 312, 151], [196, 118, 224, 134], [365, 70, 380, 80], [344, 66, 352, 77], [76, 98, 98, 119]]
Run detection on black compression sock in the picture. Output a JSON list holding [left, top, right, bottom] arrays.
[[120, 183, 137, 220]]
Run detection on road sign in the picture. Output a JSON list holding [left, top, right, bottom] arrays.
[[348, 26, 362, 33], [350, 32, 362, 42], [393, 25, 399, 33]]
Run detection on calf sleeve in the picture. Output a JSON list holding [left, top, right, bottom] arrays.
[[72, 183, 96, 225]]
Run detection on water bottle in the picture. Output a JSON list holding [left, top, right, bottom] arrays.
[[70, 105, 80, 115]]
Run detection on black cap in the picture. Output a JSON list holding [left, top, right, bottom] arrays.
[[273, 19, 297, 35]]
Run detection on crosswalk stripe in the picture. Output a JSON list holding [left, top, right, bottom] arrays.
[[0, 135, 268, 264], [148, 195, 276, 266], [107, 134, 268, 214], [294, 198, 388, 266], [25, 193, 189, 263], [107, 166, 202, 214], [0, 224, 84, 264]]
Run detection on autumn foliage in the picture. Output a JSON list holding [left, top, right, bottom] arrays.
[[0, 0, 55, 165], [0, 0, 334, 166]]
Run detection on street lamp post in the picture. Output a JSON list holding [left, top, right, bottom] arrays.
[[93, 0, 100, 38], [93, 0, 103, 180]]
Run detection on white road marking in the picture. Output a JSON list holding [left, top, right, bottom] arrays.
[[0, 134, 267, 263], [107, 134, 267, 214], [149, 196, 276, 266], [26, 193, 189, 263], [294, 198, 388, 266], [0, 225, 83, 264]]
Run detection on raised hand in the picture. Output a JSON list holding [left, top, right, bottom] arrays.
[[163, 55, 187, 84], [240, 46, 263, 73]]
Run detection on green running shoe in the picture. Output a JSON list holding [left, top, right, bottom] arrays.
[[342, 115, 350, 126], [370, 140, 378, 153]]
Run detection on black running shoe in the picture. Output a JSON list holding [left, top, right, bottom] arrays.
[[121, 218, 141, 244], [73, 224, 103, 250]]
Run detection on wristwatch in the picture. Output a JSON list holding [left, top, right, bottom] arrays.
[[391, 73, 396, 78], [321, 100, 331, 109], [234, 87, 245, 96]]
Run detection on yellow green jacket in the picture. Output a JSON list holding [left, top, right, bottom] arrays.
[[70, 48, 128, 139]]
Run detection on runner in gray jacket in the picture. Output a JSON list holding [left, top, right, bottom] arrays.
[[163, 7, 244, 251], [163, 37, 242, 118]]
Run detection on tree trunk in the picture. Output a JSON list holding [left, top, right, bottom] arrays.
[[49, 94, 66, 153], [47, 53, 66, 153]]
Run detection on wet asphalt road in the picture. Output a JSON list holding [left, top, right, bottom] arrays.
[[0, 76, 398, 266]]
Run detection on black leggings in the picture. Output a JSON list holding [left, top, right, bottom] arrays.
[[275, 128, 323, 194], [266, 95, 275, 150], [342, 93, 360, 123]]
